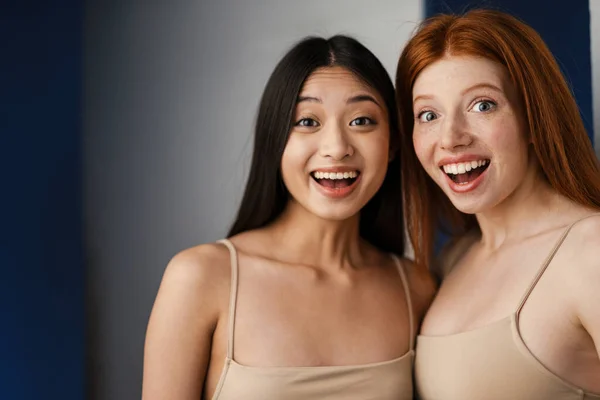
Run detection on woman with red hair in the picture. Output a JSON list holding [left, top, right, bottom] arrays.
[[396, 9, 600, 400]]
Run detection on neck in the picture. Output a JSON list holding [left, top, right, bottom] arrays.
[[265, 199, 365, 271], [475, 163, 572, 251]]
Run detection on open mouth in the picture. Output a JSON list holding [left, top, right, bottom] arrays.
[[311, 170, 361, 189], [441, 160, 490, 185]]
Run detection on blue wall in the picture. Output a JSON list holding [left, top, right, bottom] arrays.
[[425, 0, 594, 145], [0, 2, 84, 399]]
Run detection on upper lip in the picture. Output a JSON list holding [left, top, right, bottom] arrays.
[[437, 154, 490, 167], [310, 166, 361, 173]]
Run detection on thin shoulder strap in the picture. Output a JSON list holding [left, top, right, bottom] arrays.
[[516, 213, 600, 316], [391, 254, 415, 351], [217, 239, 239, 360]]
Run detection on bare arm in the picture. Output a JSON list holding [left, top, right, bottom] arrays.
[[142, 244, 228, 400], [572, 218, 600, 359]]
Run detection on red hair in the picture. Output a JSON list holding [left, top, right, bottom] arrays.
[[395, 9, 600, 270]]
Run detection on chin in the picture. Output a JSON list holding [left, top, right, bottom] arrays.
[[311, 207, 359, 222], [445, 193, 489, 215], [299, 200, 361, 221], [451, 203, 481, 215]]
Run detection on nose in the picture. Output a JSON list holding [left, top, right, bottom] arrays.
[[440, 111, 472, 150], [319, 120, 353, 160]]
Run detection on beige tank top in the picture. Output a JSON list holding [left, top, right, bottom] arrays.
[[415, 215, 600, 400], [212, 239, 415, 400]]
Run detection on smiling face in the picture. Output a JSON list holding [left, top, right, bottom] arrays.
[[411, 55, 532, 214], [280, 66, 391, 221]]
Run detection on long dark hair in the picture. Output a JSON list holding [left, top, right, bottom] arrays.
[[228, 35, 405, 255]]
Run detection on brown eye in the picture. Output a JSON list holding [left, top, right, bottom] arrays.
[[350, 117, 375, 126], [295, 118, 319, 127]]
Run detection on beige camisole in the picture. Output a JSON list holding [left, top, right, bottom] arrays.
[[211, 239, 415, 400], [415, 215, 600, 400]]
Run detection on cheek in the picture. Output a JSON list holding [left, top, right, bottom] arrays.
[[280, 135, 312, 183], [374, 134, 391, 159], [360, 133, 390, 170], [485, 119, 529, 161], [412, 131, 433, 169]]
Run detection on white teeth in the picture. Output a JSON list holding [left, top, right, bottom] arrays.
[[313, 170, 359, 180], [442, 160, 489, 175]]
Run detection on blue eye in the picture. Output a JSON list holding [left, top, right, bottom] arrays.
[[418, 111, 437, 123], [472, 100, 496, 113], [350, 117, 375, 126], [295, 118, 319, 127]]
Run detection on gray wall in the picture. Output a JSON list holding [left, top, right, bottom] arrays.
[[592, 0, 600, 156], [84, 2, 422, 398]]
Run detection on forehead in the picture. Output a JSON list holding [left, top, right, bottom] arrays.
[[300, 66, 379, 97], [412, 55, 511, 97]]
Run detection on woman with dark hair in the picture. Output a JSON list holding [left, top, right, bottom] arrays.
[[396, 9, 600, 400], [143, 35, 434, 400]]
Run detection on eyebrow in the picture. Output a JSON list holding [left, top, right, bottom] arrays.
[[297, 96, 321, 103], [413, 82, 504, 104], [461, 82, 503, 95], [412, 94, 434, 104], [296, 94, 381, 107], [347, 94, 381, 107]]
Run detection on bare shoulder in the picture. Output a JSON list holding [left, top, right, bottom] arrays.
[[148, 242, 233, 335], [561, 213, 600, 339], [568, 211, 600, 242], [397, 256, 437, 321], [162, 242, 232, 293], [142, 242, 233, 399], [563, 213, 600, 270], [563, 213, 600, 285]]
